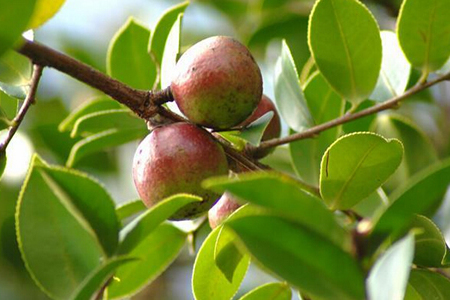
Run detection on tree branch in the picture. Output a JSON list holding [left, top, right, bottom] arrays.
[[256, 73, 450, 151], [0, 64, 43, 153]]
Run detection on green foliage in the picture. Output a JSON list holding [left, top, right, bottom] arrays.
[[238, 282, 291, 300], [405, 269, 450, 300]]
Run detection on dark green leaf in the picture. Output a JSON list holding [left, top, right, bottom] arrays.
[[405, 269, 450, 300], [70, 256, 136, 300], [107, 18, 156, 90], [320, 132, 403, 210], [411, 215, 450, 267], [0, 0, 36, 57], [66, 128, 148, 167], [238, 282, 292, 300], [59, 97, 122, 132], [371, 31, 411, 101], [227, 215, 365, 300], [371, 158, 450, 243], [118, 194, 201, 254], [70, 109, 145, 138], [274, 40, 314, 132], [366, 234, 415, 300], [204, 171, 351, 250], [116, 199, 146, 222], [16, 155, 104, 299], [290, 72, 344, 185], [214, 227, 244, 282], [148, 1, 188, 82], [192, 225, 250, 300], [0, 151, 6, 179], [397, 0, 450, 72], [308, 0, 382, 104], [108, 223, 186, 299]]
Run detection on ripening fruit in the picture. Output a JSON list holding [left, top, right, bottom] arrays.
[[241, 95, 281, 158], [208, 192, 241, 229], [171, 36, 262, 129], [132, 122, 229, 220]]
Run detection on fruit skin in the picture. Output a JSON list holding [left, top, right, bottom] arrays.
[[132, 122, 229, 220], [241, 95, 281, 158], [208, 192, 242, 229], [171, 36, 262, 129]]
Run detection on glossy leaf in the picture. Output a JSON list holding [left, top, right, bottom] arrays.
[[274, 40, 314, 132], [116, 199, 146, 222], [148, 1, 188, 81], [16, 155, 105, 299], [59, 97, 122, 132], [107, 18, 156, 90], [117, 194, 201, 254], [411, 215, 450, 267], [204, 171, 351, 250], [70, 109, 145, 138], [28, 0, 65, 29], [371, 31, 411, 102], [319, 132, 403, 210], [238, 111, 274, 146], [108, 223, 186, 299], [227, 215, 365, 300], [308, 0, 382, 104], [70, 256, 135, 300], [367, 234, 415, 300], [238, 282, 292, 300], [397, 0, 450, 72], [290, 72, 344, 185], [66, 128, 148, 167], [159, 13, 183, 88], [214, 227, 244, 282], [192, 226, 250, 300], [405, 269, 450, 300], [0, 0, 36, 57], [371, 158, 450, 243]]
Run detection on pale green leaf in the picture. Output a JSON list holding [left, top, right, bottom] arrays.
[[116, 200, 146, 222], [238, 282, 292, 300]]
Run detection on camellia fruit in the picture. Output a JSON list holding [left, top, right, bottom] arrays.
[[171, 36, 262, 130], [132, 122, 229, 220]]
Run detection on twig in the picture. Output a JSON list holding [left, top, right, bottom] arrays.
[[257, 72, 450, 151], [0, 64, 43, 153]]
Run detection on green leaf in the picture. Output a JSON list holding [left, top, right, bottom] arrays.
[[107, 18, 156, 90], [59, 97, 122, 132], [372, 114, 438, 190], [371, 158, 450, 243], [116, 199, 146, 222], [238, 111, 274, 146], [397, 0, 450, 73], [0, 91, 18, 119], [308, 0, 382, 104], [192, 225, 250, 300], [290, 72, 344, 185], [370, 31, 411, 102], [148, 0, 189, 85], [159, 13, 183, 88], [405, 269, 450, 300], [70, 256, 136, 300], [0, 50, 32, 98], [366, 234, 415, 300], [227, 215, 365, 300], [214, 227, 245, 282], [238, 282, 292, 300], [66, 127, 148, 167], [320, 132, 403, 210], [118, 194, 201, 254], [0, 0, 36, 57], [274, 40, 314, 132], [16, 155, 105, 299], [204, 172, 351, 250], [0, 151, 5, 179], [352, 188, 388, 219], [28, 0, 65, 29], [70, 108, 145, 138], [411, 215, 450, 267], [108, 223, 186, 299]]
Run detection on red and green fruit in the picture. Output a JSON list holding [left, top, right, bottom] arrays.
[[171, 36, 262, 130], [208, 192, 241, 229], [132, 122, 229, 220]]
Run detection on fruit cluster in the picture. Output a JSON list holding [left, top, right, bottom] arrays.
[[132, 36, 281, 222]]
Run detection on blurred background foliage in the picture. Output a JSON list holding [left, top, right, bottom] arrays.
[[1, 0, 449, 299]]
